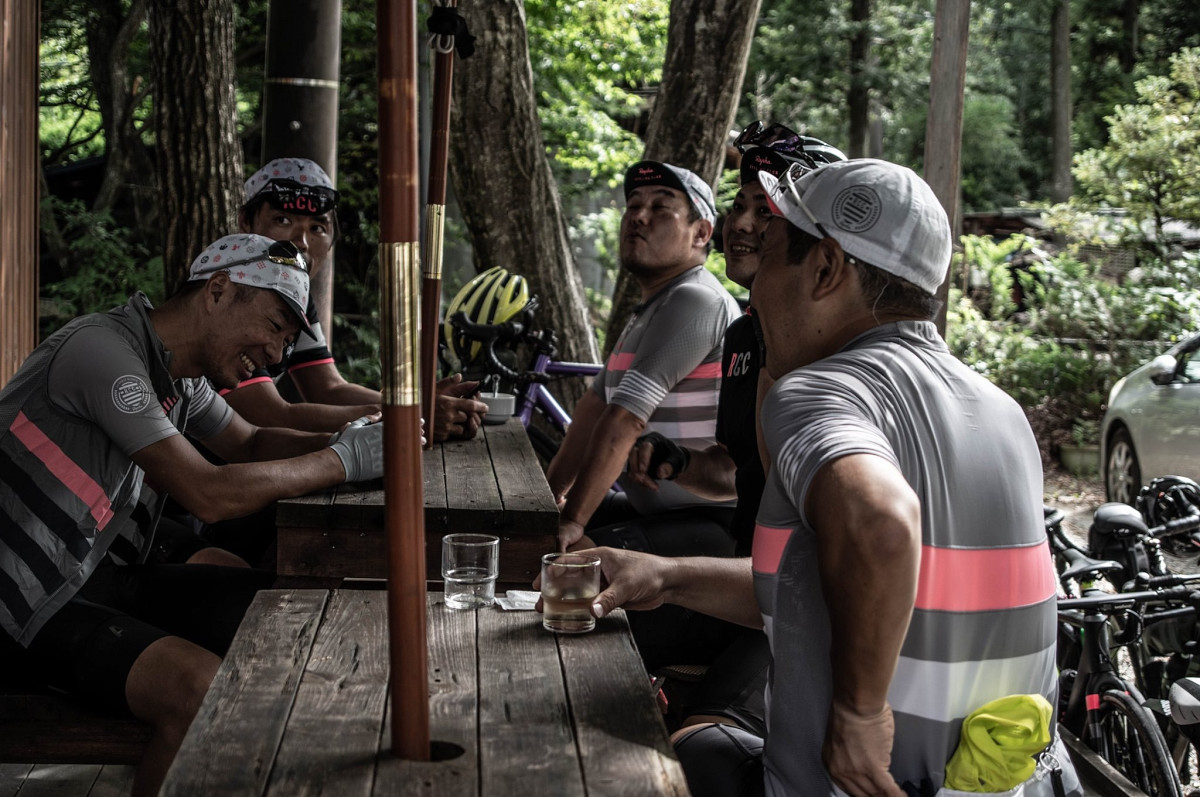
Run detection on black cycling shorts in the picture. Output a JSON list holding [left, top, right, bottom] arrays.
[[674, 722, 766, 797], [4, 558, 273, 713]]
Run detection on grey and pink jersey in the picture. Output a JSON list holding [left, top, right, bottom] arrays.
[[753, 321, 1063, 794], [0, 294, 232, 645], [593, 266, 739, 515]]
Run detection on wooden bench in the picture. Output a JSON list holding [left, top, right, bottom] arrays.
[[0, 668, 150, 765]]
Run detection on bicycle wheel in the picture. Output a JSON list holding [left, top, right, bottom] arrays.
[[1082, 688, 1184, 797]]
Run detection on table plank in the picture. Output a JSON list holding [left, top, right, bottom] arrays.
[[372, 593, 479, 796], [484, 421, 559, 519], [559, 614, 690, 796], [161, 590, 329, 796], [477, 607, 585, 796], [267, 590, 390, 796]]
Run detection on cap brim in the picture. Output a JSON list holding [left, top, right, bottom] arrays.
[[757, 171, 821, 240], [279, 294, 315, 339]]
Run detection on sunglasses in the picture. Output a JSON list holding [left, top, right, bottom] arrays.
[[191, 239, 310, 279], [763, 161, 829, 238], [257, 179, 340, 216]]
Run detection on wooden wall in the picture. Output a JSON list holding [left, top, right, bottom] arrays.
[[0, 0, 39, 389]]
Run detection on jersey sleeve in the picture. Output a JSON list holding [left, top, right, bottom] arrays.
[[182, 377, 234, 440], [608, 283, 731, 421], [46, 325, 181, 457], [762, 367, 898, 529]]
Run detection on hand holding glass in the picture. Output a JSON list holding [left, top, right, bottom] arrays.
[[442, 533, 499, 610], [540, 552, 602, 633]]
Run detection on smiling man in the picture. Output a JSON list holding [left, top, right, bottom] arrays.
[[0, 233, 383, 795]]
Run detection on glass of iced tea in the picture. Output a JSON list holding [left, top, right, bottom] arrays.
[[540, 552, 602, 633]]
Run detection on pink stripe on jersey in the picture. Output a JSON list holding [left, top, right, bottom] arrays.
[[915, 541, 1056, 612], [607, 352, 635, 372], [686, 361, 722, 380], [219, 376, 275, 396], [10, 411, 114, 530], [752, 524, 794, 575], [288, 357, 335, 372]]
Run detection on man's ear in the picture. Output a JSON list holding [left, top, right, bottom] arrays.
[[237, 207, 254, 234], [811, 237, 852, 298], [693, 218, 714, 247], [205, 272, 231, 307]]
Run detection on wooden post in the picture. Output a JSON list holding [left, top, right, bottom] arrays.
[[377, 0, 429, 761], [261, 0, 343, 339], [420, 0, 458, 449], [0, 0, 39, 389], [924, 0, 970, 336]]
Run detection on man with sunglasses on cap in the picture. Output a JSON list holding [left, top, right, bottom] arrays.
[[233, 157, 487, 440], [546, 160, 740, 559], [0, 233, 385, 795], [566, 159, 1079, 796]]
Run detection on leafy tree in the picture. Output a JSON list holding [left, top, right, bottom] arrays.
[[1072, 47, 1200, 251]]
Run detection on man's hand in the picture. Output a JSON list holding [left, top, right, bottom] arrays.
[[627, 432, 689, 489], [434, 374, 489, 442], [533, 546, 671, 619], [822, 700, 904, 797], [557, 519, 586, 552], [329, 419, 384, 482]]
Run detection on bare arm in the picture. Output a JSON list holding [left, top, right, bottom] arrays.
[[556, 402, 646, 549], [545, 389, 606, 503], [808, 453, 919, 797], [579, 547, 761, 629], [132, 426, 346, 525], [291, 361, 384, 406], [224, 380, 379, 433]]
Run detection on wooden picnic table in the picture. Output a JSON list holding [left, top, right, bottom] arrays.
[[160, 588, 689, 796], [276, 417, 559, 585]]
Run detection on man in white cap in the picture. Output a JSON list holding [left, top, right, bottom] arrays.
[[0, 233, 384, 795], [546, 160, 740, 557], [566, 159, 1080, 796], [233, 157, 487, 440]]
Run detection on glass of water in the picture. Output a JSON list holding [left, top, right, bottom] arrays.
[[540, 552, 602, 633], [441, 533, 499, 610]]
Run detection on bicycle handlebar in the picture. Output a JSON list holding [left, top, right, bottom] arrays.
[[448, 311, 529, 383]]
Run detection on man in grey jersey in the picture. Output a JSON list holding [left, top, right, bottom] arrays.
[[546, 160, 739, 556], [561, 159, 1079, 797], [0, 233, 383, 796]]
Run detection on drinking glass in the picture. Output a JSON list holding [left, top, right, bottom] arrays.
[[540, 552, 602, 633], [442, 533, 499, 610]]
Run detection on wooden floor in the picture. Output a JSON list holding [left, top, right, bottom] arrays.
[[0, 764, 134, 797]]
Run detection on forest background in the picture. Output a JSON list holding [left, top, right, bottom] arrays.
[[34, 0, 1200, 464]]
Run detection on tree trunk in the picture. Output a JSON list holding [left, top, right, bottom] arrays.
[[603, 0, 762, 356], [847, 0, 871, 158], [448, 0, 598, 411], [1049, 0, 1073, 204], [924, 0, 970, 338], [86, 0, 151, 217], [1119, 0, 1139, 74], [148, 0, 244, 294]]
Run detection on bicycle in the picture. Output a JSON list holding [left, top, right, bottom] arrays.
[[445, 308, 602, 463]]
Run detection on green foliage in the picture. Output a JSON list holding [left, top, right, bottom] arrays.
[[948, 246, 1200, 452], [1072, 47, 1200, 250], [526, 0, 668, 196], [40, 196, 163, 337], [955, 233, 1034, 319]]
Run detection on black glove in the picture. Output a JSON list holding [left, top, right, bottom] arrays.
[[638, 431, 690, 481]]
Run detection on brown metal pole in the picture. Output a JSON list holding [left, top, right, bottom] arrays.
[[420, 0, 458, 449], [377, 0, 429, 761]]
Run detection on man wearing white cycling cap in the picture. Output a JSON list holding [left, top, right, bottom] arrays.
[[578, 159, 1080, 797], [0, 232, 384, 795]]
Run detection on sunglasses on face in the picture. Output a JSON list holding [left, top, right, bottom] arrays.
[[258, 179, 340, 216]]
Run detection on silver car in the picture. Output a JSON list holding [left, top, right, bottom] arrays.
[[1102, 331, 1200, 504]]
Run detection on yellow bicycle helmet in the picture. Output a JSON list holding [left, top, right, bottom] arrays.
[[443, 266, 531, 365]]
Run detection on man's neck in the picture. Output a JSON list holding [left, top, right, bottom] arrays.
[[635, 261, 702, 303]]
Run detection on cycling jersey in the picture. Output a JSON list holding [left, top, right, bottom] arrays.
[[754, 321, 1069, 794], [717, 308, 766, 555], [593, 265, 739, 515], [0, 294, 233, 645]]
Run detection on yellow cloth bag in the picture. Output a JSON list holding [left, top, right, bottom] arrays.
[[943, 694, 1053, 792]]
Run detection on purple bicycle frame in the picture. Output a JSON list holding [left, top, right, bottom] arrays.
[[514, 352, 602, 432]]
